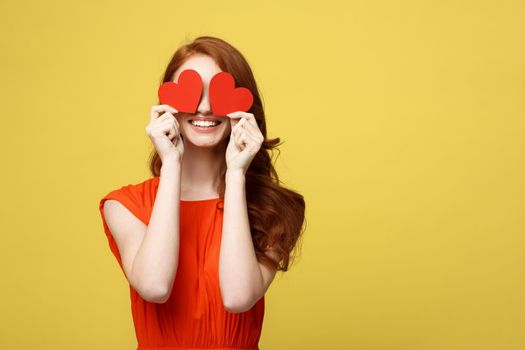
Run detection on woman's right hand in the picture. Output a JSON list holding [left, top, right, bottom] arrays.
[[146, 104, 184, 164]]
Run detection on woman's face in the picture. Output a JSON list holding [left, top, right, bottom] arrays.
[[172, 54, 231, 148]]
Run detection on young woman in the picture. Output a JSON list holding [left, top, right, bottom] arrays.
[[99, 36, 305, 350]]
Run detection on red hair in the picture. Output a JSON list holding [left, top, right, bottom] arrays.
[[148, 36, 306, 272]]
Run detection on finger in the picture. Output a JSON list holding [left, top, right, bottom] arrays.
[[226, 111, 245, 119], [231, 125, 242, 149], [235, 125, 250, 142], [229, 116, 240, 129], [238, 132, 249, 150], [241, 123, 259, 142], [150, 122, 172, 138], [167, 125, 175, 140], [155, 111, 176, 126], [169, 117, 180, 138], [178, 133, 184, 145], [240, 127, 258, 147], [156, 112, 172, 123], [173, 120, 180, 137], [243, 113, 258, 128], [234, 130, 245, 151], [173, 134, 181, 147], [160, 112, 177, 127], [240, 118, 258, 135], [160, 120, 176, 135], [153, 104, 178, 114], [160, 118, 177, 129], [232, 117, 247, 134], [226, 112, 244, 129], [246, 122, 264, 143], [151, 105, 178, 122], [227, 112, 257, 128]]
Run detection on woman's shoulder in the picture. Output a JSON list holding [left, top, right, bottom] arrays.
[[104, 176, 158, 198], [100, 176, 160, 224], [125, 176, 159, 195]]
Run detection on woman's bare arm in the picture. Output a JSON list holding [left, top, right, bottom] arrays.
[[103, 161, 181, 303], [218, 169, 278, 313]]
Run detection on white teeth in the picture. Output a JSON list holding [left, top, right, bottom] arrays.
[[190, 120, 219, 127]]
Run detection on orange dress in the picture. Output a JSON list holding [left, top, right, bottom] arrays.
[[99, 176, 265, 350]]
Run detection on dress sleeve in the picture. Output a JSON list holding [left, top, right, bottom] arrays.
[[98, 183, 145, 274]]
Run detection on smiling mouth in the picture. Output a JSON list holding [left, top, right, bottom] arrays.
[[188, 119, 222, 128]]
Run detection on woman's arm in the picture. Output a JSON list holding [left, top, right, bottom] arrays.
[[219, 169, 279, 313], [133, 161, 182, 302], [105, 161, 181, 303]]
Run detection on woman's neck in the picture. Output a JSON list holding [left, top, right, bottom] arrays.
[[179, 141, 226, 200]]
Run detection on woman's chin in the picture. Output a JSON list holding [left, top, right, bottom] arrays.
[[184, 133, 227, 148]]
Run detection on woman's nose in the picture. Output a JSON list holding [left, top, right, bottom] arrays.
[[196, 92, 212, 115]]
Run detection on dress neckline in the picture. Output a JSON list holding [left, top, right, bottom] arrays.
[[153, 177, 222, 204], [180, 197, 223, 203]]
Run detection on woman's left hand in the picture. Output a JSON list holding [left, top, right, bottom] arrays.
[[225, 111, 264, 174]]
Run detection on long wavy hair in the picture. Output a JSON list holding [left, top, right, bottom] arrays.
[[148, 35, 306, 272]]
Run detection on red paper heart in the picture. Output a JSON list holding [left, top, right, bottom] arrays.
[[158, 69, 202, 113], [209, 72, 254, 116]]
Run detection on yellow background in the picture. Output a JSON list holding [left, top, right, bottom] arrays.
[[1, 0, 524, 349]]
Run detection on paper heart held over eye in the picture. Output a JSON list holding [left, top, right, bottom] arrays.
[[158, 69, 254, 116], [157, 69, 203, 114], [209, 71, 254, 116]]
